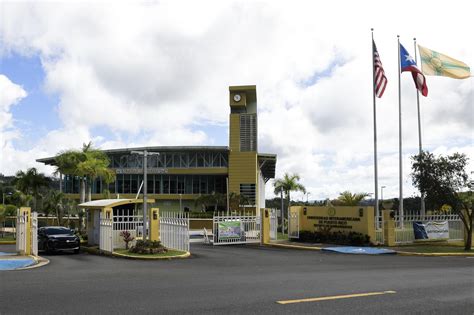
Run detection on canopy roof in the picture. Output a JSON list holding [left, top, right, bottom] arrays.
[[258, 153, 277, 182], [78, 198, 155, 209]]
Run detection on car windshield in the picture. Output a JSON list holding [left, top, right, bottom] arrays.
[[44, 228, 73, 235]]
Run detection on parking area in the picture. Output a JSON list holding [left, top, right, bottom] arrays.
[[1, 243, 473, 314]]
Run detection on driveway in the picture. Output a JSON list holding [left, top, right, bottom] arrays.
[[0, 244, 473, 314]]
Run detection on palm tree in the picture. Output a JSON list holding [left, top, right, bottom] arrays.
[[14, 168, 51, 211], [273, 173, 306, 231], [43, 190, 66, 226], [336, 191, 369, 206], [54, 142, 115, 203]]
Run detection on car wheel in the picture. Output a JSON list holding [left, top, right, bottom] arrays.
[[45, 241, 53, 254]]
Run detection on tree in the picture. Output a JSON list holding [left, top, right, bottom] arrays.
[[273, 173, 306, 230], [336, 191, 369, 206], [54, 142, 115, 203], [14, 168, 51, 212], [411, 151, 473, 250], [43, 190, 66, 226]]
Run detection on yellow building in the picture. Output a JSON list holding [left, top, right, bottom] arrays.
[[37, 85, 276, 213]]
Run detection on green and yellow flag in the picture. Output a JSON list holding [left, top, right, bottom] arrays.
[[418, 45, 471, 79]]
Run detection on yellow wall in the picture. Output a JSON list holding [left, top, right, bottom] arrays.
[[290, 206, 375, 243]]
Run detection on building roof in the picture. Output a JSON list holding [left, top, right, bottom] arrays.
[[36, 145, 229, 166], [258, 153, 277, 182], [78, 198, 155, 209]]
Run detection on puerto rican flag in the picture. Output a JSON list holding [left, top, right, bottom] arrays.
[[400, 43, 428, 96]]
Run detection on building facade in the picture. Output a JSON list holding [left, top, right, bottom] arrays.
[[37, 85, 276, 212]]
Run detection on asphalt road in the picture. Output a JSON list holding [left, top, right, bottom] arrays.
[[1, 244, 473, 314]]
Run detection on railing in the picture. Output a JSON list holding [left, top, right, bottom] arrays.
[[113, 210, 143, 249], [213, 212, 260, 245], [160, 212, 189, 252], [288, 211, 299, 239], [31, 212, 38, 256], [269, 209, 278, 241], [99, 215, 113, 253], [16, 209, 26, 253], [394, 212, 463, 244]]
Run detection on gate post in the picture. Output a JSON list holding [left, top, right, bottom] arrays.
[[382, 210, 395, 246], [261, 209, 270, 245], [19, 207, 31, 255], [149, 208, 160, 242]]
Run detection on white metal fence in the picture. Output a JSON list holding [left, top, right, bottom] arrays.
[[31, 212, 38, 256], [212, 212, 260, 245], [160, 212, 190, 252], [394, 212, 463, 244], [113, 210, 143, 249], [99, 214, 113, 253], [269, 209, 278, 241], [288, 211, 299, 239], [16, 209, 26, 254]]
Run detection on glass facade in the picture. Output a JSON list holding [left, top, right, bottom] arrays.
[[63, 174, 227, 195]]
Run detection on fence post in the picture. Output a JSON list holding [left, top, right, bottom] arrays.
[[149, 208, 160, 242], [382, 210, 395, 246], [261, 209, 270, 245]]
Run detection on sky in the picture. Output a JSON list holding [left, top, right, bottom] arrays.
[[0, 0, 472, 201]]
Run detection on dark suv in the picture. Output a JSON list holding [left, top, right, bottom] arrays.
[[38, 226, 80, 254]]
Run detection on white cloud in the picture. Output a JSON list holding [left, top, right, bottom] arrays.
[[0, 1, 472, 203]]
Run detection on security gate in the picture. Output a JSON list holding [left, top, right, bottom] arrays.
[[269, 209, 278, 240], [160, 212, 190, 252], [16, 209, 26, 254], [113, 209, 143, 249], [213, 212, 261, 245], [99, 213, 113, 253], [288, 210, 299, 239]]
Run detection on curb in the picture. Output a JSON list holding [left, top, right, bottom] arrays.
[[396, 251, 474, 257], [112, 251, 191, 260], [82, 246, 191, 260], [265, 242, 322, 251], [266, 242, 474, 257]]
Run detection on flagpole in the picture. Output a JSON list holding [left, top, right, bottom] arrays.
[[397, 35, 404, 227], [371, 28, 380, 229], [413, 38, 426, 215]]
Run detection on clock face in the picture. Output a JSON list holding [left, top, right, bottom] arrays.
[[233, 94, 241, 102]]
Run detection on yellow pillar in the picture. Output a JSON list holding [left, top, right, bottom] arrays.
[[149, 208, 160, 242], [20, 207, 31, 255], [382, 210, 395, 246], [261, 208, 270, 244]]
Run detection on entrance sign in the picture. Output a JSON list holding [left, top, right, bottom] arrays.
[[218, 221, 241, 240], [413, 221, 449, 240]]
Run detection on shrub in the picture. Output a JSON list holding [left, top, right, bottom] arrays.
[[129, 240, 168, 254], [292, 230, 372, 246], [119, 230, 135, 250]]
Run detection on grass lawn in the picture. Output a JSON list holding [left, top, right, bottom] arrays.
[[114, 248, 187, 258], [277, 232, 289, 240], [393, 246, 473, 253], [0, 235, 15, 242]]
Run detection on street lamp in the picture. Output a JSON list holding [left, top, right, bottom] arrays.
[[381, 185, 386, 202], [131, 150, 160, 241]]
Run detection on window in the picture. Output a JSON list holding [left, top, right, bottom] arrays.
[[240, 114, 257, 151], [240, 183, 256, 206]]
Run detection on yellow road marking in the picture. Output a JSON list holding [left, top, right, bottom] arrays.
[[276, 290, 397, 305]]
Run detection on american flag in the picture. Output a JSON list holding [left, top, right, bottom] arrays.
[[373, 40, 388, 98]]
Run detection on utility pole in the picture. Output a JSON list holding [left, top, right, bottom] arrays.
[[131, 150, 160, 241]]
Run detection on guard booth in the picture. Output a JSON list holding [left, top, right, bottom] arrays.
[[78, 199, 157, 249]]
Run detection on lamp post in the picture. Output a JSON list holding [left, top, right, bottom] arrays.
[[381, 185, 386, 203], [131, 150, 160, 241], [179, 193, 182, 213], [306, 192, 311, 204]]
